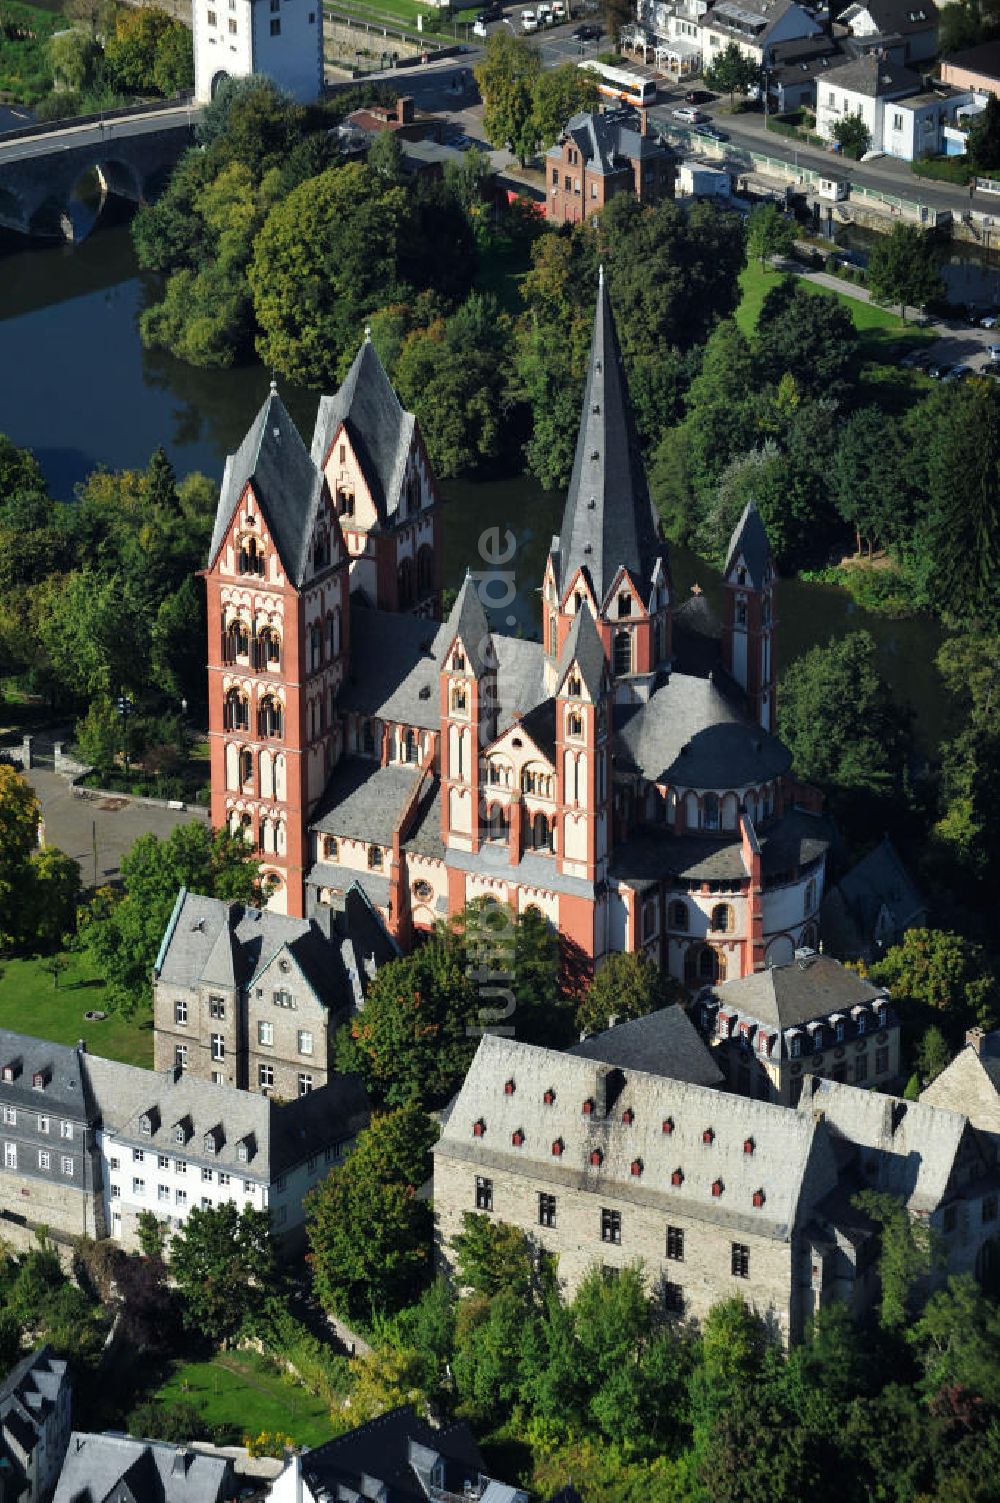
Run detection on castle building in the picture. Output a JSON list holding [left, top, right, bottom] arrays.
[[193, 0, 322, 106], [204, 278, 828, 982]]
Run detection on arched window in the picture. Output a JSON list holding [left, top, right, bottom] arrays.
[[736, 596, 748, 627], [239, 748, 253, 788], [531, 811, 552, 851], [312, 529, 329, 570], [309, 625, 323, 672], [224, 689, 249, 732], [239, 811, 254, 846], [711, 903, 733, 934], [258, 695, 282, 739], [451, 685, 467, 714], [224, 620, 249, 663], [398, 557, 414, 610], [567, 711, 583, 739], [486, 804, 509, 843], [703, 793, 720, 831], [417, 545, 434, 597], [257, 626, 280, 670], [336, 488, 355, 517], [238, 537, 265, 577], [669, 900, 688, 931], [613, 629, 632, 677], [402, 729, 417, 764]]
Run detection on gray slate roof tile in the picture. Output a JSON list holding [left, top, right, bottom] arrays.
[[311, 339, 415, 524], [572, 1004, 724, 1087]]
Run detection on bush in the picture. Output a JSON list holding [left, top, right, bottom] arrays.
[[127, 1400, 211, 1444], [911, 154, 972, 185]]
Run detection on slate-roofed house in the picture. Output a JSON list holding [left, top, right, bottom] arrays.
[[152, 885, 395, 1098], [0, 1032, 103, 1242], [0, 1348, 71, 1503], [767, 33, 850, 113], [815, 53, 975, 157], [83, 1053, 369, 1251], [571, 1004, 725, 1088], [53, 1434, 232, 1503], [839, 0, 938, 64], [206, 271, 830, 985], [694, 951, 899, 1105], [545, 107, 674, 224], [270, 1407, 528, 1503], [821, 835, 926, 963], [699, 0, 822, 66], [922, 1028, 1000, 1153]]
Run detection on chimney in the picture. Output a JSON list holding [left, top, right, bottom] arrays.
[[967, 1027, 986, 1055], [397, 96, 415, 124]]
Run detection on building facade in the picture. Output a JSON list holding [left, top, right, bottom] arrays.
[[0, 1348, 71, 1503], [815, 55, 976, 159], [205, 276, 829, 983], [193, 0, 323, 105], [152, 884, 395, 1095], [545, 109, 675, 224], [699, 0, 822, 67]]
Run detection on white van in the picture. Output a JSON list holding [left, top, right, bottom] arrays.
[[521, 7, 538, 28], [536, 3, 553, 23], [552, 0, 567, 17]]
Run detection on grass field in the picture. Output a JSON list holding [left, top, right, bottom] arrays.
[[327, 0, 434, 29], [154, 1352, 338, 1449], [736, 260, 909, 338], [0, 952, 152, 1067]]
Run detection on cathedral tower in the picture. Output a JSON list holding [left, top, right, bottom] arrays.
[[439, 575, 497, 860], [204, 385, 349, 918], [720, 502, 777, 733]]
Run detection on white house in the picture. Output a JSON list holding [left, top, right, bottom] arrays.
[[839, 0, 939, 66], [816, 53, 975, 158], [193, 0, 323, 105], [699, 0, 822, 68]]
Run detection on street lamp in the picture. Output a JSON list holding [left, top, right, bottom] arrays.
[[115, 688, 133, 782]]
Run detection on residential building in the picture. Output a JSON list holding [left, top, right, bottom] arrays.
[[941, 38, 1000, 95], [53, 1435, 233, 1503], [635, 0, 708, 76], [206, 274, 830, 983], [821, 835, 927, 962], [152, 883, 395, 1095], [699, 0, 822, 68], [767, 34, 851, 113], [193, 0, 321, 105], [922, 1027, 1000, 1165], [343, 95, 442, 143], [271, 1406, 529, 1503], [815, 55, 975, 158], [693, 951, 900, 1104], [839, 0, 939, 65], [85, 1053, 370, 1251], [0, 1348, 71, 1503], [0, 1031, 104, 1242], [545, 109, 675, 224], [433, 1034, 999, 1343]]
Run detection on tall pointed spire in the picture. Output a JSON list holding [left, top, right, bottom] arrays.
[[554, 273, 664, 609]]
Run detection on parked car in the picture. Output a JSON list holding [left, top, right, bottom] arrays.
[[473, 15, 489, 34], [981, 312, 999, 328], [693, 122, 727, 141], [521, 8, 538, 28], [536, 2, 553, 23], [572, 20, 600, 36], [942, 363, 972, 382], [989, 343, 1000, 361], [552, 0, 567, 18], [686, 88, 713, 103], [673, 105, 706, 123], [927, 361, 950, 379]]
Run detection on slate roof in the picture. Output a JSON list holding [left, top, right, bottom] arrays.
[[841, 0, 938, 36], [442, 573, 495, 677], [554, 270, 666, 608], [797, 1076, 974, 1216], [820, 835, 925, 961], [495, 636, 547, 727], [516, 700, 558, 765], [437, 1034, 839, 1238], [556, 607, 607, 701], [153, 889, 367, 1016], [571, 1005, 725, 1088], [337, 606, 442, 730], [550, 109, 671, 176], [208, 387, 325, 586], [401, 776, 445, 860], [941, 37, 1000, 74], [311, 338, 415, 524], [289, 1406, 500, 1503], [706, 953, 887, 1030], [922, 1043, 1000, 1135], [703, 0, 818, 44], [671, 591, 723, 679], [724, 501, 773, 589], [53, 1434, 232, 1503], [614, 671, 791, 787], [822, 52, 921, 95], [0, 1030, 92, 1118], [0, 1345, 68, 1480], [310, 758, 424, 844], [83, 1054, 370, 1181], [611, 808, 828, 888]]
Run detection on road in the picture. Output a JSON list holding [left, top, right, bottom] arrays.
[[0, 103, 197, 165]]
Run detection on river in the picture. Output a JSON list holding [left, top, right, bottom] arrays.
[[0, 216, 951, 749]]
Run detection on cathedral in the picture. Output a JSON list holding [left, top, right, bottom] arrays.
[[204, 273, 828, 984]]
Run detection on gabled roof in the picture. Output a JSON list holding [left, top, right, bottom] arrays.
[[821, 52, 921, 95], [705, 952, 886, 1030], [723, 501, 773, 588], [443, 572, 494, 677], [53, 1434, 232, 1503], [820, 835, 926, 960], [841, 0, 938, 35], [554, 270, 665, 607], [208, 386, 325, 586], [291, 1406, 498, 1503], [311, 337, 416, 523], [556, 607, 607, 701], [614, 670, 790, 787], [549, 109, 672, 175], [571, 1005, 724, 1088]]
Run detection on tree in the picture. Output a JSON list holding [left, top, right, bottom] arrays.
[[746, 202, 796, 270], [451, 1214, 538, 1298], [305, 1106, 437, 1321], [777, 631, 911, 801], [74, 695, 121, 775], [367, 127, 404, 181], [531, 63, 599, 148], [152, 19, 194, 95], [0, 766, 40, 950], [829, 406, 909, 556], [77, 824, 260, 1015], [832, 113, 871, 160], [909, 1273, 1000, 1408], [866, 222, 944, 318], [26, 847, 80, 950], [704, 41, 762, 106], [917, 1024, 954, 1086], [868, 928, 998, 1035], [852, 1190, 936, 1331], [576, 952, 682, 1037], [969, 91, 1000, 169], [48, 27, 99, 91], [102, 6, 188, 96], [918, 380, 1000, 623], [474, 31, 542, 166], [136, 1210, 168, 1259], [170, 1204, 276, 1342], [755, 278, 860, 401]]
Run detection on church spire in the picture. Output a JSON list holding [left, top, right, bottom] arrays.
[[553, 272, 665, 611]]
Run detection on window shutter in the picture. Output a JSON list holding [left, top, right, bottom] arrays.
[[582, 1097, 595, 1116], [543, 1088, 556, 1105], [590, 1148, 603, 1167], [504, 1079, 516, 1095], [622, 1107, 635, 1125], [703, 1128, 715, 1145], [511, 1129, 524, 1147], [743, 1137, 755, 1155], [753, 1189, 765, 1208]]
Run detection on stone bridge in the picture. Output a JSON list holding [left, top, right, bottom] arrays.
[[0, 101, 199, 239]]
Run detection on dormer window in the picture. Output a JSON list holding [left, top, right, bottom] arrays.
[[662, 1117, 674, 1134], [544, 1088, 556, 1105], [238, 1141, 248, 1162], [567, 674, 581, 698], [512, 1129, 525, 1147], [630, 1158, 643, 1177], [617, 592, 632, 618], [140, 1116, 152, 1137], [174, 1126, 185, 1144], [452, 648, 466, 671], [589, 1148, 603, 1167], [671, 1168, 684, 1186], [857, 1012, 867, 1036], [789, 1035, 802, 1059], [835, 1020, 845, 1043], [504, 1079, 516, 1095], [877, 1005, 888, 1027], [551, 1137, 564, 1156], [2, 1065, 14, 1083], [473, 1118, 486, 1138], [32, 1071, 46, 1091]]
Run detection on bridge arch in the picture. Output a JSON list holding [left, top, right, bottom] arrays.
[[211, 70, 231, 98]]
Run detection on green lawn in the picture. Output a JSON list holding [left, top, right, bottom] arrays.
[[0, 952, 152, 1067], [737, 261, 910, 338], [154, 1352, 338, 1449], [326, 0, 434, 28]]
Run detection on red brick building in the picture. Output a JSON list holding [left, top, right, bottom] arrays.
[[545, 107, 675, 224]]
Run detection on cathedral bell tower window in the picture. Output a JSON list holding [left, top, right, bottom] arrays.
[[238, 538, 265, 578]]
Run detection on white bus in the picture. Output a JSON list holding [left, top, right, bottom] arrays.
[[579, 59, 659, 109]]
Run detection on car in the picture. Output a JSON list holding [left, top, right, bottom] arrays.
[[942, 363, 972, 382], [536, 2, 553, 22], [686, 88, 712, 103], [982, 312, 999, 328], [989, 343, 1000, 361], [520, 7, 538, 28], [927, 361, 949, 379], [693, 122, 727, 141], [473, 16, 489, 34], [672, 105, 705, 123], [552, 0, 567, 18], [572, 20, 600, 36]]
